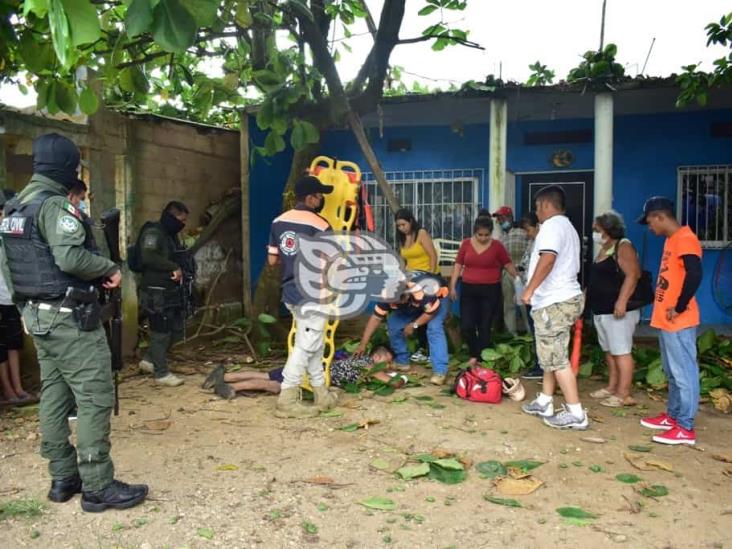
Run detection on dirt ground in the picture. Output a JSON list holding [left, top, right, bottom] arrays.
[[1, 347, 731, 549]]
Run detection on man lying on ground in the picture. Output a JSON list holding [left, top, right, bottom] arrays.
[[202, 345, 399, 399]]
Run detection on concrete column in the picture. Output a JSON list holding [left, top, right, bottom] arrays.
[[114, 118, 138, 357], [594, 93, 614, 217], [489, 98, 508, 218]]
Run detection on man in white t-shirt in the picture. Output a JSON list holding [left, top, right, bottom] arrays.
[[521, 185, 587, 430]]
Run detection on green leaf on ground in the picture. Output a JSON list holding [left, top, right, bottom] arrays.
[[258, 313, 277, 324], [132, 517, 149, 528], [358, 497, 396, 511], [338, 423, 359, 432], [414, 453, 437, 463], [320, 409, 342, 417], [483, 495, 522, 507], [589, 464, 604, 473], [432, 458, 464, 471], [428, 462, 467, 485], [477, 461, 507, 478], [556, 507, 598, 519], [639, 485, 669, 498], [301, 521, 318, 534], [397, 463, 430, 480], [628, 445, 652, 453], [0, 499, 44, 521], [616, 473, 642, 484], [197, 527, 214, 540], [503, 460, 544, 472], [414, 395, 434, 401], [370, 458, 392, 471]]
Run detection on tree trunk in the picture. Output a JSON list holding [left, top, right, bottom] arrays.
[[347, 110, 400, 214]]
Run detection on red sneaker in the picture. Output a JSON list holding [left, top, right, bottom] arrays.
[[639, 412, 676, 431], [652, 425, 696, 446]]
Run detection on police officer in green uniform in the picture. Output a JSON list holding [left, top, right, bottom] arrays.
[[136, 201, 191, 387], [0, 133, 148, 512]]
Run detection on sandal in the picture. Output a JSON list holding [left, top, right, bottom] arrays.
[[590, 388, 613, 399], [600, 395, 637, 408]]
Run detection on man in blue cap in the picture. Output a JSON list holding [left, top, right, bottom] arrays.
[[636, 196, 703, 446]]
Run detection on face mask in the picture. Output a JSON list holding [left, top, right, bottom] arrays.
[[500, 221, 512, 231], [592, 231, 607, 245], [160, 210, 186, 234], [78, 200, 88, 214], [313, 197, 325, 213]]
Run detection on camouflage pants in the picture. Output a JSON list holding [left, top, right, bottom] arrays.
[[531, 295, 584, 372]]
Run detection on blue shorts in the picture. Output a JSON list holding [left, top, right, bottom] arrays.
[[268, 367, 284, 383]]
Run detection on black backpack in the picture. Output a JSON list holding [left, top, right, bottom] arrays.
[[127, 222, 156, 273]]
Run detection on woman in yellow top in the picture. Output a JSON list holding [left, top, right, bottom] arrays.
[[395, 209, 439, 363], [395, 209, 438, 273]]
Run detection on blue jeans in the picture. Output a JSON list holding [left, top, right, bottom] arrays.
[[659, 327, 699, 430], [387, 300, 449, 375]]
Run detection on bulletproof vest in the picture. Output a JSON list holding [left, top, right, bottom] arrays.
[[1, 192, 91, 301]]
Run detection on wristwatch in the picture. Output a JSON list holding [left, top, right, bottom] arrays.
[[412, 322, 420, 330]]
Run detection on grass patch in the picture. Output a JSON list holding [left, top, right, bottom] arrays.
[[0, 499, 45, 521]]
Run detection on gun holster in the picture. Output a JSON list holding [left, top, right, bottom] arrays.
[[65, 287, 102, 332]]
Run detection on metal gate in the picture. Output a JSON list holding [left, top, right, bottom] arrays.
[[362, 168, 485, 246]]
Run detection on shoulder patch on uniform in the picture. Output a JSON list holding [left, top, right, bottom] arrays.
[[57, 214, 81, 234], [63, 201, 81, 219], [143, 233, 158, 248]]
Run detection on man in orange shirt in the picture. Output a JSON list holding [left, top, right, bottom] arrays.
[[637, 197, 702, 445]]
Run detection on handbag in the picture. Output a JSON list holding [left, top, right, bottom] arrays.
[[613, 242, 654, 310], [454, 367, 502, 404]]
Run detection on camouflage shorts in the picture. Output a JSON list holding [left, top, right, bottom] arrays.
[[531, 295, 584, 372]]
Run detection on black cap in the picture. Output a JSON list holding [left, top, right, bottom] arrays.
[[637, 196, 674, 224], [294, 175, 333, 198]]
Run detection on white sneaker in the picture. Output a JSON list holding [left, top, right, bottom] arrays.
[[410, 350, 430, 363], [155, 374, 184, 387], [139, 360, 154, 375], [521, 395, 554, 417]]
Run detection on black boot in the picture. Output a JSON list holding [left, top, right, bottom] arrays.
[[80, 480, 149, 513], [202, 364, 225, 390], [48, 474, 82, 503]]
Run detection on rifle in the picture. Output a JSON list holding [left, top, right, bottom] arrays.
[[173, 247, 197, 340], [100, 209, 123, 416]]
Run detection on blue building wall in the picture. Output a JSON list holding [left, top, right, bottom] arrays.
[[249, 107, 732, 325], [248, 124, 293, 286], [614, 109, 732, 325]]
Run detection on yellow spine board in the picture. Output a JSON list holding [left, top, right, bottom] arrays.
[[288, 156, 362, 390]]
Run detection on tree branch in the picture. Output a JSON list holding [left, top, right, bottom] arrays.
[[116, 51, 169, 69], [290, 0, 348, 119], [397, 33, 484, 49], [348, 0, 406, 107], [359, 0, 378, 39]]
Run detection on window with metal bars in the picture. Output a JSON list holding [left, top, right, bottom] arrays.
[[677, 165, 731, 248], [362, 169, 484, 246]]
